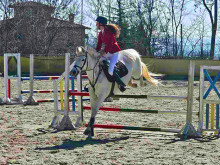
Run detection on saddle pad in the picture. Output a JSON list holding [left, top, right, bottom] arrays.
[[101, 60, 128, 83]]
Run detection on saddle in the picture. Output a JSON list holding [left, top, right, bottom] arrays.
[[101, 60, 128, 83], [101, 60, 128, 93]]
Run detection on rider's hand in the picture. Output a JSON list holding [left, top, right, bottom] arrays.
[[101, 52, 106, 57]]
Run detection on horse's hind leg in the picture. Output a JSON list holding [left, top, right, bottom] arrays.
[[140, 76, 147, 87], [128, 79, 138, 88]]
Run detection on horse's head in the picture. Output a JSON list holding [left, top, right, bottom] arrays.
[[71, 46, 87, 77], [71, 46, 100, 77]]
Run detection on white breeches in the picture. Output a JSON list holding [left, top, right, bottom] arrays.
[[101, 52, 119, 75]]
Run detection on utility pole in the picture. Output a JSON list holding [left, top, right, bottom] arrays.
[[81, 0, 83, 25]]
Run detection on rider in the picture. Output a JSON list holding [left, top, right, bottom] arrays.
[[95, 16, 126, 92]]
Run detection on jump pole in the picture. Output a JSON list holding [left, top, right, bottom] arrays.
[[85, 123, 180, 133], [73, 69, 84, 127], [21, 89, 87, 94], [82, 105, 199, 115], [21, 75, 88, 81], [36, 98, 89, 103], [60, 79, 64, 110]]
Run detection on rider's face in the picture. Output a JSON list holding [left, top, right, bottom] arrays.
[[96, 22, 100, 29], [96, 22, 103, 30]]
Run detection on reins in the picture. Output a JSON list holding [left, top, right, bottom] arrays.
[[75, 50, 103, 90]]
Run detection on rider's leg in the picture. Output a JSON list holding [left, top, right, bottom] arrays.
[[102, 52, 126, 92], [108, 52, 119, 75], [108, 52, 126, 91]]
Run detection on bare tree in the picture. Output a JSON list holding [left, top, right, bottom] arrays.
[[202, 0, 218, 59], [168, 0, 187, 57]]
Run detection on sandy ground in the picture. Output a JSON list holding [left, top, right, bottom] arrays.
[[0, 77, 220, 165]]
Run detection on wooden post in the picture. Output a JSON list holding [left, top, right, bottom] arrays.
[[4, 54, 10, 103], [16, 53, 22, 103], [180, 60, 198, 139], [24, 54, 38, 105]]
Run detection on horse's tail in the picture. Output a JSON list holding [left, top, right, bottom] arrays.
[[141, 62, 159, 86]]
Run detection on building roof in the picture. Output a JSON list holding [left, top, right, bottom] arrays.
[[6, 2, 90, 30], [8, 1, 55, 9], [47, 18, 90, 29]]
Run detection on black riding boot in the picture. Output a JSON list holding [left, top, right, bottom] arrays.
[[113, 71, 126, 92], [103, 60, 126, 92]]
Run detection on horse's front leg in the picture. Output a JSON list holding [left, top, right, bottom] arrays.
[[84, 87, 107, 137]]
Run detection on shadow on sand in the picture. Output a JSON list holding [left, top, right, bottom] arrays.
[[35, 136, 129, 150]]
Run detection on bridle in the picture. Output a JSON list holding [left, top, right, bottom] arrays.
[[74, 49, 102, 89], [73, 52, 89, 73]]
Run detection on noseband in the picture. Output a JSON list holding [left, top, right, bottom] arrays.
[[73, 52, 89, 73], [74, 49, 102, 89]]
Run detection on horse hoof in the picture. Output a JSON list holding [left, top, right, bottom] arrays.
[[83, 127, 94, 136], [83, 128, 90, 135], [130, 83, 137, 88], [104, 97, 113, 102], [140, 82, 147, 87]]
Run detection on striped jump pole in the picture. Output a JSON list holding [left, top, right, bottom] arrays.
[[21, 89, 87, 93], [112, 95, 187, 100], [69, 92, 187, 101], [71, 76, 76, 111], [84, 123, 180, 133], [205, 103, 220, 134], [60, 79, 64, 110], [69, 91, 90, 96], [8, 79, 11, 99], [36, 98, 90, 103], [21, 75, 88, 81], [21, 76, 60, 81], [82, 105, 199, 115]]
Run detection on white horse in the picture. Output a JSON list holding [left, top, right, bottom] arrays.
[[72, 46, 159, 136]]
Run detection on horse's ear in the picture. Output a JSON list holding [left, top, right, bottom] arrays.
[[76, 46, 85, 55]]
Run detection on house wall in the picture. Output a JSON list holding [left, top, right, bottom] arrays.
[[0, 2, 87, 57]]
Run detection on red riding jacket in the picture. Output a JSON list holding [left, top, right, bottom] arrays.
[[96, 26, 121, 54]]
